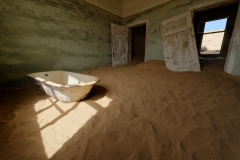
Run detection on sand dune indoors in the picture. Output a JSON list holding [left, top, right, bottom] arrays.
[[201, 32, 224, 55], [1, 59, 240, 160]]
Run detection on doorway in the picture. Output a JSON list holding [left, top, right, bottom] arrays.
[[131, 25, 146, 64], [111, 20, 148, 67], [193, 2, 239, 69]]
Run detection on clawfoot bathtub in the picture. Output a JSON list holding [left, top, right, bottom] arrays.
[[28, 71, 99, 103]]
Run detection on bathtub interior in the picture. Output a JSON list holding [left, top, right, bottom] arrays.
[[28, 71, 99, 86]]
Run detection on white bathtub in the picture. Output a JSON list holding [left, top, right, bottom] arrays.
[[28, 71, 100, 103]]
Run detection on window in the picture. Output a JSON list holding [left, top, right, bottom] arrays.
[[200, 18, 228, 54]]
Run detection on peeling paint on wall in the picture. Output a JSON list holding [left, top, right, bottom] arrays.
[[0, 0, 121, 90]]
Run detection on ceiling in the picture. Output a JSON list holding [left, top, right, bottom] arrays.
[[84, 0, 171, 18]]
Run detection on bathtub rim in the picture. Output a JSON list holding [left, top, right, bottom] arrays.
[[27, 70, 100, 88]]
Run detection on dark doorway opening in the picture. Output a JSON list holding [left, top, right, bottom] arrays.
[[194, 2, 239, 57], [131, 25, 146, 65], [193, 2, 239, 69]]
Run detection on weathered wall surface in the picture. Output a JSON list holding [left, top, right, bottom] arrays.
[[232, 44, 240, 76], [123, 0, 240, 72], [229, 3, 240, 76], [0, 0, 121, 90], [83, 0, 122, 17]]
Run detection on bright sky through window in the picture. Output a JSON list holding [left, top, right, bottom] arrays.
[[204, 18, 227, 32]]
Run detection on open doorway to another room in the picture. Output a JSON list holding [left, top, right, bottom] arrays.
[[193, 2, 239, 70], [130, 25, 146, 65], [111, 20, 148, 67]]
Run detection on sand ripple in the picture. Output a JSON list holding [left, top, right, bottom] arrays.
[[1, 59, 240, 159]]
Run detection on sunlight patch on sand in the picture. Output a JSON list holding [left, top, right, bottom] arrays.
[[34, 98, 98, 158], [94, 96, 113, 108]]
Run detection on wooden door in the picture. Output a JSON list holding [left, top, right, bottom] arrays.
[[111, 23, 129, 67], [159, 12, 200, 71]]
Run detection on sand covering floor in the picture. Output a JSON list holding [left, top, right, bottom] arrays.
[[1, 59, 240, 160]]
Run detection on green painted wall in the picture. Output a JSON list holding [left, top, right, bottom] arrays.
[[232, 45, 240, 76], [0, 0, 122, 90]]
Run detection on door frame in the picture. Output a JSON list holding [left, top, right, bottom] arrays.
[[189, 0, 240, 74], [127, 19, 149, 62]]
